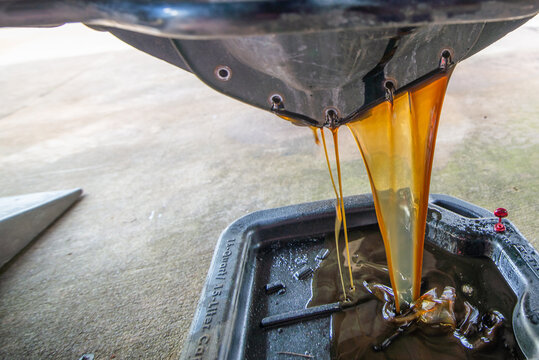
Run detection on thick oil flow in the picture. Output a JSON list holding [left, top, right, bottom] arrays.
[[320, 71, 451, 311], [275, 68, 521, 358], [320, 127, 356, 298]]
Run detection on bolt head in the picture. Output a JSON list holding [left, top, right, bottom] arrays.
[[494, 208, 508, 218]]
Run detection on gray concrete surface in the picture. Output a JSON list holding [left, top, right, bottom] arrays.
[[0, 19, 538, 359]]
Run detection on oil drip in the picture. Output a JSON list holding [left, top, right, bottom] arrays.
[[310, 126, 320, 145]]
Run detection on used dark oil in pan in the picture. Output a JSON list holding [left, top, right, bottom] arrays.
[[309, 226, 523, 360]]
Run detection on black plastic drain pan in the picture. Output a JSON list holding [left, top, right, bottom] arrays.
[[180, 194, 539, 360]]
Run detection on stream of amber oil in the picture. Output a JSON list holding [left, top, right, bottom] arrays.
[[331, 128, 355, 291], [320, 128, 348, 299], [347, 72, 451, 311]]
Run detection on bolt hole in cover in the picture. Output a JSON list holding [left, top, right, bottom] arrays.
[[326, 109, 337, 118], [271, 94, 283, 105], [441, 49, 452, 60], [384, 79, 396, 91], [215, 65, 231, 81]]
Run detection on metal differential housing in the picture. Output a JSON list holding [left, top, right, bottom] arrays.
[[166, 18, 533, 127], [1, 0, 538, 126]]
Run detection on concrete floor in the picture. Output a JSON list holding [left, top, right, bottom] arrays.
[[0, 18, 538, 359]]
